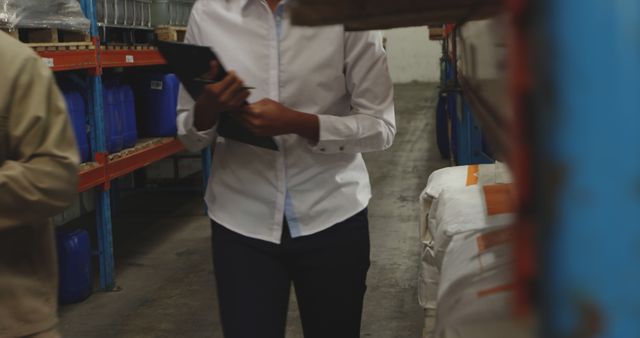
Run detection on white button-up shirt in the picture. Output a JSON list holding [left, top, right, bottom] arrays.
[[177, 0, 396, 244]]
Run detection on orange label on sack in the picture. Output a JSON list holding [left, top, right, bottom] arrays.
[[477, 283, 516, 298], [466, 165, 480, 186], [477, 227, 515, 252], [483, 184, 517, 215]]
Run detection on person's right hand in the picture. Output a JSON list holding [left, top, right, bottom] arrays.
[[194, 62, 250, 131]]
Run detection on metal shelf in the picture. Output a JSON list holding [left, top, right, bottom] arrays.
[[35, 0, 203, 290], [36, 48, 99, 72], [107, 138, 185, 181], [76, 138, 185, 192], [78, 158, 107, 193], [289, 0, 501, 30], [100, 48, 166, 68], [97, 23, 153, 30], [32, 45, 165, 73]]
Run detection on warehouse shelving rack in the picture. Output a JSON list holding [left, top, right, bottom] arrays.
[[438, 24, 495, 166], [30, 0, 211, 291]]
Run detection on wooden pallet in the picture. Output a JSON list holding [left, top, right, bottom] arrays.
[[101, 44, 156, 51], [19, 27, 89, 44], [2, 27, 93, 51], [155, 26, 187, 42], [29, 42, 95, 52]]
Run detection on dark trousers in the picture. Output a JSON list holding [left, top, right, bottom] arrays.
[[210, 209, 370, 338]]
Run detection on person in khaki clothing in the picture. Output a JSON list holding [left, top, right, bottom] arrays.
[[0, 31, 80, 338]]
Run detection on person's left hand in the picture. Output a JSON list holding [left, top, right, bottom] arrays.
[[235, 99, 298, 137]]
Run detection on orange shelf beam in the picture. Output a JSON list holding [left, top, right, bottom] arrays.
[[78, 153, 108, 192], [106, 138, 185, 183], [37, 48, 98, 72], [77, 139, 185, 192], [100, 48, 166, 68]]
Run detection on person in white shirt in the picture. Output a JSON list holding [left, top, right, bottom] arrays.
[[177, 0, 396, 337]]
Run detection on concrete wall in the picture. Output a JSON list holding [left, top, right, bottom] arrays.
[[384, 27, 442, 83]]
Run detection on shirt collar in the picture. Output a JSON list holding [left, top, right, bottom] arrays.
[[239, 0, 288, 10]]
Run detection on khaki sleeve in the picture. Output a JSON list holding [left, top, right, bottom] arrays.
[[0, 55, 80, 230]]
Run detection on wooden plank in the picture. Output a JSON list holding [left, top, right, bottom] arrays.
[[27, 41, 94, 52], [27, 41, 93, 48]]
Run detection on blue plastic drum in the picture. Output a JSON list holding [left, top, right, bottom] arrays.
[[56, 228, 92, 305]]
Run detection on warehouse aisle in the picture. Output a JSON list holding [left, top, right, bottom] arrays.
[[58, 83, 447, 338]]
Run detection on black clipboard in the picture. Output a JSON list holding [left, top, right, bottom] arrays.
[[157, 40, 279, 151]]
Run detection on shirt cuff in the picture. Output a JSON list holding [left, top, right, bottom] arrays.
[[308, 114, 352, 154], [177, 111, 217, 151]]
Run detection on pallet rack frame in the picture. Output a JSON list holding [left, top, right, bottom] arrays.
[[28, 0, 213, 290]]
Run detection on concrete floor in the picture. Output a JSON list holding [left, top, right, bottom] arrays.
[[59, 83, 448, 338]]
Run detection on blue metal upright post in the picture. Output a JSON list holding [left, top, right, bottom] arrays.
[[534, 0, 640, 337], [81, 0, 116, 291]]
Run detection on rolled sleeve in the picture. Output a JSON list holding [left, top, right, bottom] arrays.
[[309, 30, 396, 155]]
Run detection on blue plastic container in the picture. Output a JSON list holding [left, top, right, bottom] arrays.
[[436, 91, 450, 160], [118, 84, 138, 148], [136, 74, 179, 137], [103, 84, 124, 153], [56, 228, 92, 305], [62, 91, 90, 163]]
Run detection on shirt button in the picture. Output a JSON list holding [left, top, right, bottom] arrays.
[[339, 146, 345, 151], [320, 148, 326, 152]]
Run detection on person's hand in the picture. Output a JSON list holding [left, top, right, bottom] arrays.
[[236, 99, 319, 142], [194, 62, 250, 131], [235, 99, 294, 136]]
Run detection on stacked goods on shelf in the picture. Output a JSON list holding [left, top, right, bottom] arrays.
[[432, 183, 533, 337], [103, 81, 139, 153], [435, 225, 532, 338], [134, 73, 179, 137], [0, 0, 90, 42], [96, 0, 152, 28], [430, 184, 516, 269], [62, 90, 91, 163], [118, 84, 139, 148], [96, 0, 156, 46], [417, 163, 512, 329], [419, 163, 512, 245], [21, 0, 195, 292], [150, 0, 194, 27], [152, 0, 195, 42], [418, 169, 526, 337], [103, 83, 125, 153], [56, 228, 92, 305], [456, 17, 512, 159]]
